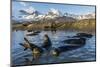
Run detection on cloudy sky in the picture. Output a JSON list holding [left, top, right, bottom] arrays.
[[12, 1, 95, 20]]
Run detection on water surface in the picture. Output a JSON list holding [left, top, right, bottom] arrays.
[[11, 30, 96, 66]]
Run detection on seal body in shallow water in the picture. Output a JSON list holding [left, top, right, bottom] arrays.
[[51, 44, 85, 57], [63, 38, 86, 45], [67, 33, 93, 38], [19, 37, 38, 51], [76, 33, 93, 38], [19, 37, 43, 59], [51, 38, 87, 57], [32, 47, 43, 59], [42, 34, 52, 50]]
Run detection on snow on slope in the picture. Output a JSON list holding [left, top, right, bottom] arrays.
[[15, 7, 95, 22]]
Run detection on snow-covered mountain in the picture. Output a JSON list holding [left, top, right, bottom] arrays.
[[79, 12, 95, 19], [19, 7, 37, 15], [14, 7, 95, 22], [19, 8, 62, 21], [45, 8, 62, 19], [19, 7, 42, 21], [64, 12, 95, 20]]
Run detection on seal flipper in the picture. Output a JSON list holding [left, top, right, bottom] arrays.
[[24, 47, 28, 51], [19, 43, 25, 47], [19, 43, 28, 51], [24, 37, 30, 44]]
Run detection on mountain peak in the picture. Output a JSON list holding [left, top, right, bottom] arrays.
[[20, 7, 36, 15], [47, 8, 61, 16], [16, 7, 95, 22]]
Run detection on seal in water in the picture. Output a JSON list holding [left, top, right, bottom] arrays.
[[63, 38, 86, 45]]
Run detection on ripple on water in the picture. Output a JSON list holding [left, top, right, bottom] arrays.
[[11, 31, 96, 65]]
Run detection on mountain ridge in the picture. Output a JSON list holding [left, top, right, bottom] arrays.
[[12, 8, 95, 22]]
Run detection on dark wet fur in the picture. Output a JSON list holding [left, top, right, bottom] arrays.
[[41, 35, 52, 50], [67, 33, 93, 38], [76, 33, 93, 38], [19, 37, 43, 52], [52, 44, 85, 57], [63, 38, 86, 45]]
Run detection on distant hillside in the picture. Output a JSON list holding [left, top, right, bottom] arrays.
[[12, 19, 96, 32]]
